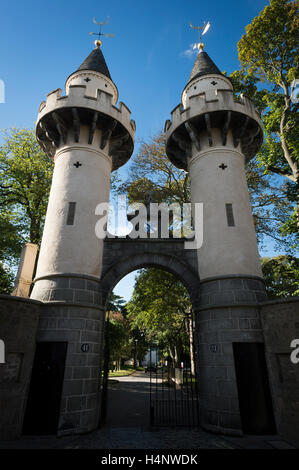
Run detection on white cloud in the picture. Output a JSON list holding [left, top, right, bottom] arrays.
[[180, 43, 198, 58]]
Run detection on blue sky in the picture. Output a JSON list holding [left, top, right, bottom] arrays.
[[0, 0, 275, 300]]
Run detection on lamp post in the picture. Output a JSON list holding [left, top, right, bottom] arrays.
[[134, 339, 138, 369]]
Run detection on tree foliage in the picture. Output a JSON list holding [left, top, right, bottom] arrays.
[[232, 0, 299, 234], [117, 133, 189, 205], [0, 128, 53, 254], [126, 268, 192, 365], [106, 292, 126, 312], [0, 262, 14, 294], [117, 131, 294, 250], [261, 255, 299, 298], [107, 312, 132, 369]]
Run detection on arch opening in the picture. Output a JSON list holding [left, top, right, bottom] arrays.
[[100, 265, 200, 429]]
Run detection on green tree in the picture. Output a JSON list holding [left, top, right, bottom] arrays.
[[0, 128, 53, 252], [232, 0, 299, 233], [117, 133, 190, 205], [106, 292, 126, 312], [126, 268, 192, 367], [261, 255, 299, 298], [118, 131, 294, 250], [107, 312, 132, 370], [0, 262, 14, 294]]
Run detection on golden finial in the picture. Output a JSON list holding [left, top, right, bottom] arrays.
[[89, 17, 115, 47]]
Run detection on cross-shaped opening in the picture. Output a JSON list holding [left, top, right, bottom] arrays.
[[73, 161, 82, 168], [219, 163, 228, 170], [211, 81, 217, 86], [84, 77, 91, 82]]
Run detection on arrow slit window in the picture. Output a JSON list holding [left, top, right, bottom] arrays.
[[226, 203, 235, 227], [66, 202, 77, 225]]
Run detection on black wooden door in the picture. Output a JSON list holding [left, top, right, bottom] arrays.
[[23, 341, 68, 435], [233, 342, 276, 435]]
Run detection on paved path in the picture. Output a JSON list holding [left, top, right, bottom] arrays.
[[106, 371, 154, 428], [0, 373, 296, 449]]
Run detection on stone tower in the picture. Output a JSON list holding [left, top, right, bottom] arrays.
[[29, 43, 135, 434], [165, 45, 268, 435]]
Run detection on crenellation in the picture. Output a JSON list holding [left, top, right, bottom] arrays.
[[47, 88, 62, 99], [39, 101, 46, 112], [130, 119, 136, 131]]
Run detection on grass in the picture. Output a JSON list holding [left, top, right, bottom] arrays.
[[108, 365, 145, 377]]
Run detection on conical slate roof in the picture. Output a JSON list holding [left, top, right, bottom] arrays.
[[76, 47, 112, 80], [187, 50, 223, 84]]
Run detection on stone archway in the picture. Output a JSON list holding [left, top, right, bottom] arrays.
[[101, 236, 200, 311], [100, 235, 201, 428]]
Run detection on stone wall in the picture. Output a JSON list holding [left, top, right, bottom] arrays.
[[36, 302, 105, 436], [0, 295, 41, 440], [195, 302, 264, 435], [260, 298, 299, 446]]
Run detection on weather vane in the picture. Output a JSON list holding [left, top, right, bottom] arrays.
[[190, 21, 211, 51], [89, 17, 115, 48]]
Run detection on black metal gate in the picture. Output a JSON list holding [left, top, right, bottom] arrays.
[[149, 352, 200, 427]]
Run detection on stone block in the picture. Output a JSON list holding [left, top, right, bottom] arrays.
[[201, 409, 219, 426], [86, 394, 99, 410], [218, 411, 241, 430], [70, 278, 86, 289], [59, 412, 81, 430], [38, 318, 58, 329], [249, 318, 262, 330], [86, 280, 100, 292], [92, 343, 102, 354], [93, 293, 101, 305], [73, 366, 91, 380], [84, 379, 99, 394], [64, 366, 73, 380], [215, 396, 240, 413], [56, 278, 70, 289], [85, 320, 95, 331], [200, 280, 220, 294], [243, 278, 265, 291], [80, 330, 101, 343], [90, 367, 101, 379], [199, 331, 220, 344], [63, 379, 84, 396], [256, 291, 268, 302], [37, 329, 81, 342], [58, 318, 86, 330], [219, 279, 244, 290], [200, 378, 218, 395], [200, 366, 228, 380], [67, 396, 86, 411], [196, 310, 211, 322], [49, 289, 74, 302], [210, 308, 231, 320], [74, 290, 94, 304], [218, 380, 238, 396], [199, 293, 210, 305], [234, 290, 256, 302], [239, 318, 250, 329], [66, 354, 88, 367], [231, 307, 258, 318], [208, 319, 239, 330], [81, 410, 98, 428], [210, 292, 235, 305]]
